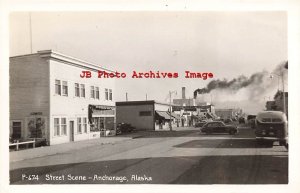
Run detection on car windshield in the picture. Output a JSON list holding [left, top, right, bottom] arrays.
[[207, 122, 225, 127]]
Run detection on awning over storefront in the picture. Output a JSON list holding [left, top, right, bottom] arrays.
[[88, 104, 115, 123], [156, 111, 172, 120], [170, 113, 181, 120], [92, 109, 115, 117]]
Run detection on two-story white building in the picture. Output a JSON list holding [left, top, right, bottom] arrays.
[[10, 50, 115, 145]]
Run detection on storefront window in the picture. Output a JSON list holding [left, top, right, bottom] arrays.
[[83, 118, 87, 133], [105, 117, 115, 130], [61, 118, 67, 135], [54, 118, 60, 136], [77, 117, 82, 133]]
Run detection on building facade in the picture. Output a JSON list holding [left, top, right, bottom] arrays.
[[215, 108, 242, 119], [116, 100, 178, 131], [10, 50, 115, 145], [273, 91, 288, 117]]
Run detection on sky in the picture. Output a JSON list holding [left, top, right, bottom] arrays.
[[9, 11, 287, 113]]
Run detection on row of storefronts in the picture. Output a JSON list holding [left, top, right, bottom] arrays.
[[9, 50, 219, 146]]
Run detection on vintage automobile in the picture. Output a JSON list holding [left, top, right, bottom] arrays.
[[116, 123, 135, 135], [200, 121, 238, 135], [255, 111, 288, 149]]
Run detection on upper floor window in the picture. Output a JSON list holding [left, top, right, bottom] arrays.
[[80, 84, 85, 98], [109, 89, 112, 101], [96, 87, 100, 99], [62, 81, 68, 96], [55, 80, 61, 95], [75, 83, 80, 97], [105, 88, 109, 100], [90, 86, 95, 99]]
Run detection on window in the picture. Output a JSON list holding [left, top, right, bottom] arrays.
[[139, 111, 152, 116], [96, 87, 100, 99], [105, 88, 109, 100], [80, 84, 85, 97], [75, 83, 80, 97], [55, 80, 61, 95], [83, 118, 87, 133], [62, 81, 68, 96], [77, 117, 82, 133], [54, 118, 60, 136], [109, 89, 112, 101], [61, 118, 67, 135], [90, 86, 95, 98]]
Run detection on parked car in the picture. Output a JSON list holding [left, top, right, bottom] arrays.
[[255, 111, 288, 149], [116, 123, 135, 135], [201, 121, 238, 135]]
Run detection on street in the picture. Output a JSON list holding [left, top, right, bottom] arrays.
[[10, 126, 288, 184]]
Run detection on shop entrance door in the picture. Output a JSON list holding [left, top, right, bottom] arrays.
[[69, 121, 74, 142]]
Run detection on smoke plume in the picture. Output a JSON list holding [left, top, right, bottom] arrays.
[[194, 61, 288, 114]]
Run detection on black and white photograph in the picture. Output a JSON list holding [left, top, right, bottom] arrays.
[[1, 1, 300, 193]]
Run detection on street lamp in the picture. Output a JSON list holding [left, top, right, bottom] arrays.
[[270, 68, 286, 115], [169, 90, 177, 131]]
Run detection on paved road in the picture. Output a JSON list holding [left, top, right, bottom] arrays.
[[10, 126, 288, 184]]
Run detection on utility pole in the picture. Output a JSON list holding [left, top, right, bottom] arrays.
[[169, 90, 177, 131], [29, 12, 33, 54], [126, 92, 128, 101]]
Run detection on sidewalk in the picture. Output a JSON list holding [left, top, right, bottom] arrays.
[[9, 126, 198, 163], [9, 135, 136, 163]]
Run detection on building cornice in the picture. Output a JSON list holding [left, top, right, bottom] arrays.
[[37, 50, 115, 73]]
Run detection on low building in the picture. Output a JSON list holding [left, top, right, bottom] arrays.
[[116, 100, 179, 130], [215, 108, 242, 120], [10, 50, 115, 145]]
